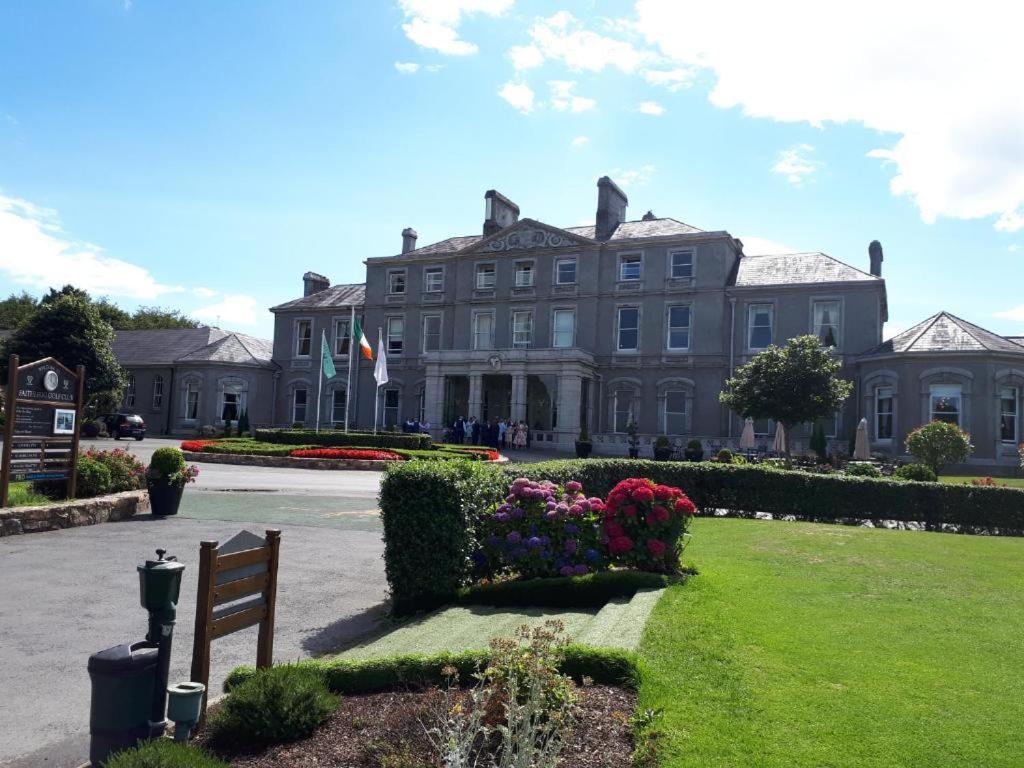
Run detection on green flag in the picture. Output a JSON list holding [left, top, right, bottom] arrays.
[[321, 330, 336, 379]]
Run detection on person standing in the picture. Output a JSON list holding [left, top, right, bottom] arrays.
[[471, 417, 481, 445], [498, 418, 507, 449], [453, 417, 465, 444]]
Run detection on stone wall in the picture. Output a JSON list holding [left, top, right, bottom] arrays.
[[0, 490, 149, 536]]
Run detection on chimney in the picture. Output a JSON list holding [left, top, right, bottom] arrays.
[[642, 210, 656, 221], [302, 271, 330, 297], [483, 190, 520, 236], [401, 227, 418, 254], [595, 176, 628, 241], [869, 240, 884, 277]]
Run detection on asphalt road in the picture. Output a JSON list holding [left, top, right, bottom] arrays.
[[0, 445, 389, 768]]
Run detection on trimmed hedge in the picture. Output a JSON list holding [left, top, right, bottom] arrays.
[[225, 644, 642, 695], [456, 570, 680, 608], [255, 428, 431, 449]]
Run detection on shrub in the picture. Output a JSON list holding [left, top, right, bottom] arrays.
[[715, 448, 733, 463], [147, 448, 198, 486], [906, 420, 974, 474], [84, 448, 146, 493], [476, 478, 606, 579], [209, 664, 337, 745], [289, 447, 405, 461], [602, 478, 695, 573], [894, 463, 938, 483], [255, 428, 430, 450], [845, 462, 881, 478], [75, 455, 112, 497], [105, 739, 229, 768], [686, 439, 702, 451], [457, 570, 678, 608]]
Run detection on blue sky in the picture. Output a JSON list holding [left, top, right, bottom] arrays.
[[1, 0, 1022, 341]]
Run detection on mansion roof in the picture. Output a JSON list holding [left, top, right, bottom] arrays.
[[270, 283, 366, 312], [868, 312, 1024, 355], [733, 252, 880, 287], [113, 328, 276, 368]]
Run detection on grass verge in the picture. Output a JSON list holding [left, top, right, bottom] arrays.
[[940, 474, 1024, 488], [5, 482, 52, 507]]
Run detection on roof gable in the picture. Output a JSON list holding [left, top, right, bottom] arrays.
[[734, 252, 879, 287], [270, 283, 366, 312], [461, 218, 594, 254], [871, 312, 1024, 355], [176, 332, 275, 367]]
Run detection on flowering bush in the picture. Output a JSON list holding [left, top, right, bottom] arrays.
[[147, 447, 199, 487], [477, 478, 606, 579], [289, 447, 405, 461], [602, 478, 695, 573], [81, 448, 146, 493], [970, 476, 1008, 488], [180, 439, 214, 453]]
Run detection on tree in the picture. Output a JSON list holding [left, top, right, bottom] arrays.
[[129, 306, 199, 330], [0, 293, 127, 415], [0, 292, 39, 329], [719, 335, 853, 460], [905, 421, 974, 475]]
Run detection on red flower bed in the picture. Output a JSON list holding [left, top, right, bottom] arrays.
[[602, 477, 696, 573], [180, 440, 214, 452], [289, 448, 405, 461]]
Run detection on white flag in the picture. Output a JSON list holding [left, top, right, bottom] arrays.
[[374, 338, 389, 386]]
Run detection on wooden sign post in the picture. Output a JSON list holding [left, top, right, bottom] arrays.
[[190, 529, 281, 721], [1, 355, 85, 507]]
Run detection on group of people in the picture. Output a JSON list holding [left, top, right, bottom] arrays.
[[446, 416, 530, 450], [400, 419, 431, 433]]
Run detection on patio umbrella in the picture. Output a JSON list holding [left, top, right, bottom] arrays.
[[854, 417, 871, 460], [772, 423, 786, 455], [739, 418, 756, 451]]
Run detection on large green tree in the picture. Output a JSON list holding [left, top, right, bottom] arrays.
[[720, 335, 853, 459], [0, 291, 39, 329], [3, 285, 199, 331], [128, 306, 199, 330], [0, 292, 127, 415]]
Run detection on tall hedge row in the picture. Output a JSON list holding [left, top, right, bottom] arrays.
[[254, 428, 431, 449], [379, 459, 1024, 614]]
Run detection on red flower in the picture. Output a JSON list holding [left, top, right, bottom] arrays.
[[608, 535, 634, 555], [290, 448, 404, 461], [652, 504, 671, 523], [604, 520, 624, 538], [180, 440, 213, 452], [653, 484, 674, 501], [621, 504, 638, 517], [674, 496, 697, 515], [632, 486, 655, 503], [646, 538, 667, 557], [644, 511, 659, 527]]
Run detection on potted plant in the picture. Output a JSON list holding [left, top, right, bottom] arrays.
[[626, 420, 640, 459], [146, 447, 199, 517], [575, 426, 593, 459], [653, 435, 673, 461], [684, 438, 704, 462]]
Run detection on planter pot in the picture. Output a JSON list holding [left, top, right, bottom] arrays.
[[574, 441, 593, 459], [147, 479, 184, 517], [684, 448, 704, 462], [628, 447, 639, 459], [653, 447, 674, 461]]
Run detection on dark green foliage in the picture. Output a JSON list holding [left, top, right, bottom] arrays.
[[845, 462, 881, 478], [380, 461, 505, 614], [85, 448, 146, 493], [810, 420, 828, 461], [127, 306, 199, 329], [199, 441, 300, 456], [236, 408, 250, 435], [225, 644, 641, 696], [209, 664, 337, 745], [255, 428, 431, 449], [0, 291, 39, 329], [105, 739, 229, 768], [715, 448, 733, 463], [906, 420, 975, 474], [894, 463, 938, 482], [221, 418, 231, 438], [148, 447, 185, 480], [75, 455, 112, 497], [456, 570, 678, 608]]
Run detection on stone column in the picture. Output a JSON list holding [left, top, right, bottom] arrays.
[[511, 373, 527, 423], [424, 374, 444, 433], [468, 373, 484, 421], [557, 374, 582, 443]]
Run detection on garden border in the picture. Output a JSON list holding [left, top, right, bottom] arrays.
[[182, 451, 508, 471], [0, 489, 149, 536]]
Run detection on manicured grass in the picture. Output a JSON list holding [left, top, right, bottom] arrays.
[[940, 474, 1024, 488], [639, 518, 1024, 767], [5, 482, 51, 507], [187, 438, 495, 461]]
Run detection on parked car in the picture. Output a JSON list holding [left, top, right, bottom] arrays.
[[104, 413, 147, 440]]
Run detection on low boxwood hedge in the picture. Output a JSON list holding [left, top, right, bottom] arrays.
[[225, 644, 642, 695], [254, 428, 431, 449]]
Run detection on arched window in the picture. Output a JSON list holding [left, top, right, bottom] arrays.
[[152, 375, 164, 410], [657, 378, 695, 435], [182, 378, 201, 421]]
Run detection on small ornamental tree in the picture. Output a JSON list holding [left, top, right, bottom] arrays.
[[719, 335, 853, 460], [905, 420, 974, 475]]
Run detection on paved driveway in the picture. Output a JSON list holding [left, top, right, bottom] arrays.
[[0, 460, 389, 768]]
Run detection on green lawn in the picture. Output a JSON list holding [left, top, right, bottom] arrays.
[[940, 475, 1024, 488], [5, 481, 50, 507], [639, 518, 1024, 767]]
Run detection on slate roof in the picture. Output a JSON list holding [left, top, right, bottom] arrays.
[[270, 283, 366, 312], [1007, 336, 1024, 347], [733, 252, 879, 287], [867, 312, 1024, 355], [113, 328, 276, 368]]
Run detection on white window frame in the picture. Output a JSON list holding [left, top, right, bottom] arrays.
[[387, 269, 407, 295], [930, 384, 962, 426], [124, 374, 135, 408], [663, 391, 688, 434], [386, 316, 404, 355], [812, 299, 842, 349], [473, 310, 495, 350], [1000, 386, 1018, 443], [666, 304, 692, 351], [555, 258, 577, 285], [514, 261, 535, 288], [422, 314, 442, 354], [875, 386, 894, 441], [476, 263, 496, 290], [295, 318, 313, 357], [747, 304, 774, 351], [151, 375, 164, 410], [552, 308, 575, 348], [613, 389, 636, 433], [220, 389, 245, 423], [331, 388, 347, 425], [616, 306, 640, 352], [383, 388, 400, 426], [292, 388, 308, 424], [184, 382, 200, 421], [668, 249, 695, 279], [511, 309, 533, 348], [618, 253, 642, 282], [334, 318, 351, 357], [423, 266, 444, 293]]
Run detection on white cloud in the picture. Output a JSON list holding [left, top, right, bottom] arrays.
[[0, 193, 183, 299], [631, 0, 1024, 230], [192, 287, 218, 299], [394, 61, 420, 74], [995, 305, 1024, 322], [611, 164, 655, 188], [642, 67, 694, 91], [498, 81, 535, 113], [637, 100, 664, 116], [772, 143, 820, 184], [519, 11, 649, 73], [548, 80, 595, 113], [193, 294, 260, 327], [509, 43, 544, 70], [570, 135, 589, 148], [1008, 244, 1020, 253], [738, 236, 800, 256], [398, 0, 513, 56], [883, 323, 908, 341]]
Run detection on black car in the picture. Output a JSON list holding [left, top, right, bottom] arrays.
[[105, 413, 147, 440]]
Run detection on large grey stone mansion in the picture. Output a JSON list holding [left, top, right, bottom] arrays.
[[266, 177, 1024, 471]]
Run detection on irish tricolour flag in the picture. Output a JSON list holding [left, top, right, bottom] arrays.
[[353, 317, 373, 360]]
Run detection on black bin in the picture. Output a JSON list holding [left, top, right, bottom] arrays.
[[88, 641, 158, 767]]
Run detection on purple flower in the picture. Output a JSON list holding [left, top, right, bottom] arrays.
[[565, 481, 583, 493], [495, 512, 510, 523], [568, 504, 584, 516], [564, 539, 578, 555], [585, 548, 599, 562], [559, 565, 575, 577], [545, 510, 558, 521], [546, 500, 558, 511], [506, 494, 516, 503], [573, 564, 588, 576], [506, 531, 521, 544], [578, 499, 591, 512], [564, 523, 579, 534], [527, 536, 542, 549], [556, 503, 569, 514], [486, 535, 501, 548], [510, 507, 525, 519], [512, 547, 528, 559]]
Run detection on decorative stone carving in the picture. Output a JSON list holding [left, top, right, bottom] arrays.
[[480, 227, 578, 252]]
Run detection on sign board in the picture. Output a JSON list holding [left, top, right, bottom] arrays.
[[190, 529, 281, 723], [1, 356, 85, 507]]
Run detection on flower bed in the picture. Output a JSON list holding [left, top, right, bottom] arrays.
[[603, 478, 696, 573], [288, 448, 405, 461], [180, 439, 500, 463]]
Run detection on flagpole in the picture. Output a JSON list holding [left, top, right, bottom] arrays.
[[316, 330, 325, 433], [344, 305, 355, 433], [373, 327, 382, 435]]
